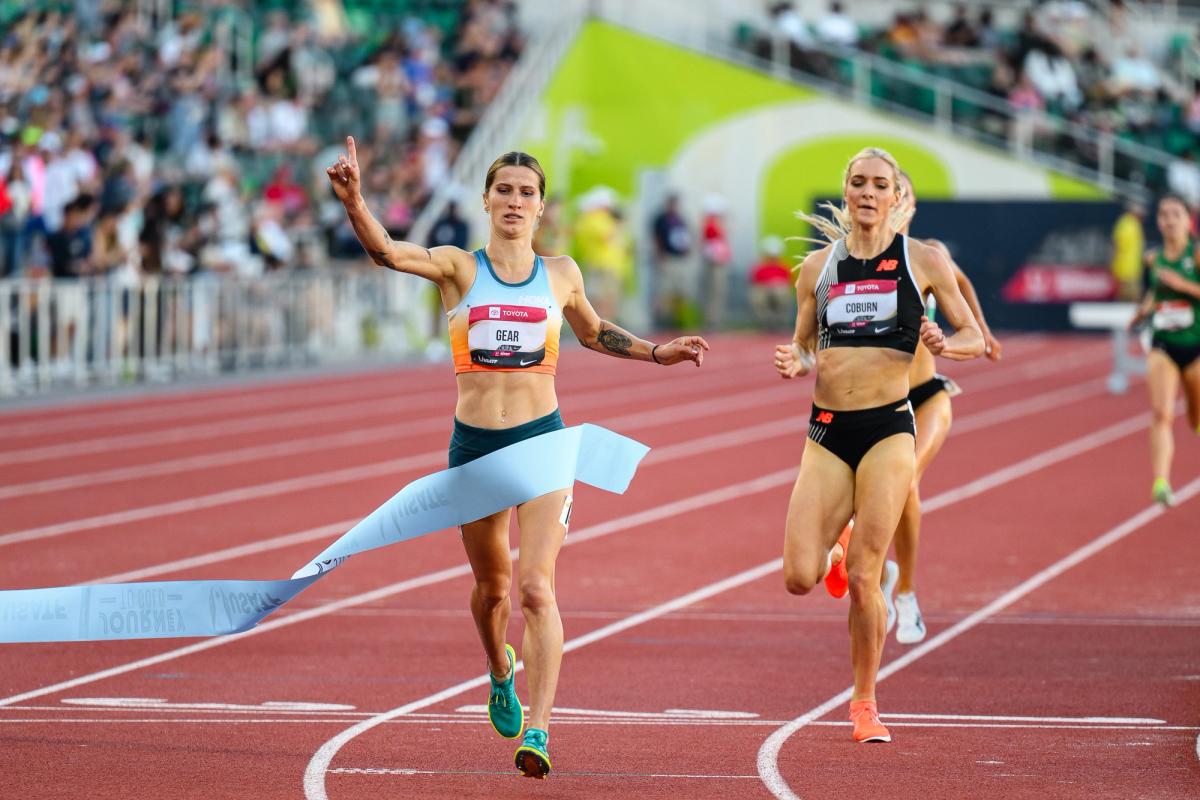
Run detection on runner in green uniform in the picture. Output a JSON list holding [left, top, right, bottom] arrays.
[[1129, 194, 1200, 507]]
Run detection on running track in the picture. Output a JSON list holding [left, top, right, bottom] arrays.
[[0, 333, 1197, 800]]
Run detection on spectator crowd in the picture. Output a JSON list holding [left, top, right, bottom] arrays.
[[0, 0, 524, 284], [753, 0, 1200, 205]]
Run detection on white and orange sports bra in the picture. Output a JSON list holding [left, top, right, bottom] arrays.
[[447, 249, 563, 375]]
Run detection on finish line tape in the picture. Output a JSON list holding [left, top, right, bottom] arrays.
[[0, 424, 648, 643]]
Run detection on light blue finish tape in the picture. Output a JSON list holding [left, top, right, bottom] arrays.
[[0, 424, 648, 643]]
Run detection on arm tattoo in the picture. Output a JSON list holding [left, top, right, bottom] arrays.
[[370, 250, 397, 269], [595, 323, 633, 357]]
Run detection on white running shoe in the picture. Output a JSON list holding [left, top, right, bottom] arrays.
[[894, 591, 926, 644], [882, 560, 899, 634]]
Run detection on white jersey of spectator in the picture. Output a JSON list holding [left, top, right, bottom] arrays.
[[420, 117, 451, 193], [267, 97, 309, 149], [65, 142, 98, 189], [775, 8, 815, 48], [41, 154, 80, 234], [1167, 154, 1200, 212], [246, 100, 274, 152], [158, 17, 204, 67], [1023, 48, 1082, 110], [204, 165, 250, 242], [814, 3, 859, 47], [1112, 47, 1161, 94]]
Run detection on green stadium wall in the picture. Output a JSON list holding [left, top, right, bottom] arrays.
[[521, 21, 1107, 267]]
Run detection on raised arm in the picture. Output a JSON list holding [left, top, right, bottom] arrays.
[[327, 136, 468, 286], [775, 249, 821, 379], [912, 239, 984, 361], [556, 256, 708, 367], [926, 239, 1001, 360]]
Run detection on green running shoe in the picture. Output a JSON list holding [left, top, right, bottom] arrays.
[[487, 644, 523, 739], [1152, 477, 1175, 507], [514, 727, 551, 779]]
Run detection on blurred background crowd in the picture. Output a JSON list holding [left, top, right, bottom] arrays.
[[747, 1, 1200, 205], [0, 0, 523, 283], [2, 0, 1199, 393]]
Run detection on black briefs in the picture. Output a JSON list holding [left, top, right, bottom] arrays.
[[807, 399, 916, 471]]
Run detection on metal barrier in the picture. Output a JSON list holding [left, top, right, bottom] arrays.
[[0, 270, 433, 397]]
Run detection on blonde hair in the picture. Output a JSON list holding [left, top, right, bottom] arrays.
[[793, 148, 914, 248]]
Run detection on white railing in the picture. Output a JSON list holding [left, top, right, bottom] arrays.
[[0, 270, 432, 398], [585, 0, 1178, 203]]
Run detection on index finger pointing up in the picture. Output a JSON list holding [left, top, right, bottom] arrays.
[[346, 136, 357, 166]]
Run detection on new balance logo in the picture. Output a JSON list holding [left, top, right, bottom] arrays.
[[815, 411, 834, 424], [876, 259, 898, 272]]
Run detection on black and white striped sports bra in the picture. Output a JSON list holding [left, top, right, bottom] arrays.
[[815, 234, 924, 354]]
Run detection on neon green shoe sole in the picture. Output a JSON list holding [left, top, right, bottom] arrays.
[[514, 728, 551, 779], [1152, 478, 1175, 507], [487, 643, 523, 739]]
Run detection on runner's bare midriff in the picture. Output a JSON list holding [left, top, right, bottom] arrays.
[[815, 347, 911, 409], [455, 371, 559, 428]]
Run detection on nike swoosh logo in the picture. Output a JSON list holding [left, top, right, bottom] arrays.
[[873, 326, 890, 333], [519, 359, 540, 367]]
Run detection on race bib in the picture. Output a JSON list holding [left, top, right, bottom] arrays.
[[468, 304, 548, 368], [1152, 301, 1195, 332], [826, 280, 899, 336]]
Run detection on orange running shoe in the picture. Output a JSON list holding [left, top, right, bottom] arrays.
[[824, 521, 853, 599], [849, 699, 891, 743]]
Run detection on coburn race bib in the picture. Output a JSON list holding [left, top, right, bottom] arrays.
[[1153, 300, 1195, 331], [468, 304, 548, 368], [826, 280, 899, 336]]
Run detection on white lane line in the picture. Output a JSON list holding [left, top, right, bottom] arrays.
[[0, 382, 802, 548], [949, 377, 1109, 434], [0, 365, 1107, 552], [4, 702, 1170, 728], [300, 408, 1165, 799], [0, 361, 755, 468], [0, 368, 760, 498], [331, 606, 1200, 628], [0, 394, 418, 467], [6, 717, 1197, 732], [950, 344, 1109, 392], [0, 471, 796, 709], [327, 767, 762, 779], [0, 372, 444, 439], [0, 333, 1063, 479], [756, 474, 1200, 800], [0, 388, 1157, 710], [0, 339, 772, 439], [301, 560, 783, 800], [83, 420, 809, 586], [880, 713, 1166, 724]]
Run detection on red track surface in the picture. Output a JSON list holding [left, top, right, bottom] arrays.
[[1, 333, 1197, 799]]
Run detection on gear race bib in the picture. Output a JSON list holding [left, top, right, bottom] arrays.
[[468, 304, 548, 368]]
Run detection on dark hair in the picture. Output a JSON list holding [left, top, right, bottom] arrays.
[[484, 151, 545, 197], [1158, 193, 1191, 213]]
